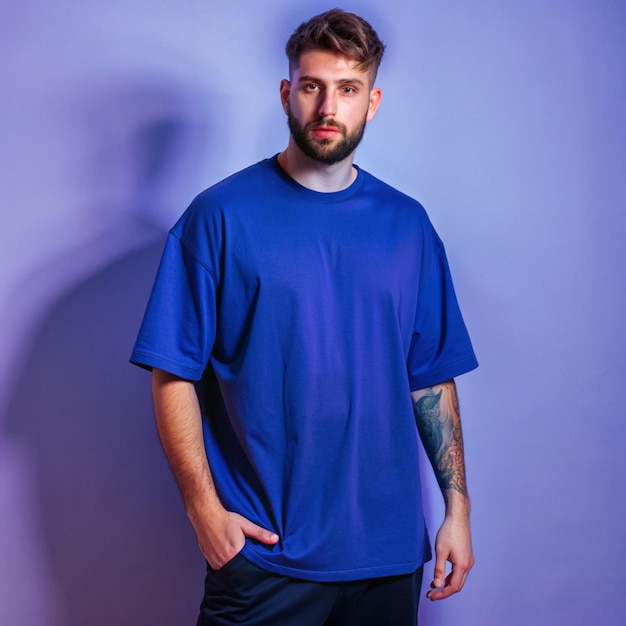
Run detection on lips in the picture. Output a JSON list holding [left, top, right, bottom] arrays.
[[311, 125, 341, 139]]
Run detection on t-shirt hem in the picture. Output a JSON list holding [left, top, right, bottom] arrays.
[[240, 545, 431, 582], [129, 349, 204, 381], [409, 355, 479, 392]]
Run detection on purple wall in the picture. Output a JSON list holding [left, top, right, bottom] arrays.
[[1, 1, 624, 624]]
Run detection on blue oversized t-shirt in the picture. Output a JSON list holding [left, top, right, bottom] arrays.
[[131, 156, 478, 582]]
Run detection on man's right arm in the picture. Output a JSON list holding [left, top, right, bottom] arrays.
[[151, 368, 279, 568]]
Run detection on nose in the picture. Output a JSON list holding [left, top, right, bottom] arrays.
[[318, 90, 337, 118]]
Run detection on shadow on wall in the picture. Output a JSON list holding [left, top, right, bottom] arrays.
[[4, 77, 214, 625]]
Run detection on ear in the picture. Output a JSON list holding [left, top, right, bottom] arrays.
[[365, 87, 382, 122], [279, 79, 291, 114]]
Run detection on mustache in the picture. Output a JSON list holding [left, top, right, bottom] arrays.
[[307, 118, 345, 132]]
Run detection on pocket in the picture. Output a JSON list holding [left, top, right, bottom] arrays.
[[207, 550, 244, 575], [204, 552, 265, 599], [218, 551, 244, 572], [201, 553, 275, 621]]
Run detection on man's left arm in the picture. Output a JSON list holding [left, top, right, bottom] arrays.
[[411, 379, 474, 601]]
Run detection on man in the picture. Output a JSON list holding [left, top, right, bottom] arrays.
[[131, 9, 477, 625]]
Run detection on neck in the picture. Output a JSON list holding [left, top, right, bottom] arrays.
[[277, 141, 357, 192]]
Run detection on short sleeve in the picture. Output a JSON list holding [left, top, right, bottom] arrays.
[[407, 242, 478, 390], [130, 232, 218, 381]]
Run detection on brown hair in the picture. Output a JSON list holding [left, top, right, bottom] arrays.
[[285, 8, 386, 80]]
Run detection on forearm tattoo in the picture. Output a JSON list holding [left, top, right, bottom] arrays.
[[413, 382, 468, 498]]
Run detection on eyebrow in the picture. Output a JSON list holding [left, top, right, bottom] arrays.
[[297, 75, 366, 87]]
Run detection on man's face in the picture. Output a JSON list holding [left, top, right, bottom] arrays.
[[280, 50, 382, 165], [286, 102, 367, 165]]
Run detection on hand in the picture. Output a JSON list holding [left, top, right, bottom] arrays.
[[191, 506, 279, 570], [426, 510, 474, 601]]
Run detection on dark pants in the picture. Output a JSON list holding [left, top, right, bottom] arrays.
[[197, 554, 423, 625]]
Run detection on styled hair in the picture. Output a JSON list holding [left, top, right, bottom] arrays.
[[285, 8, 386, 80]]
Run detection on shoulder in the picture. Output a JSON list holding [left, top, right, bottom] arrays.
[[358, 167, 436, 230], [193, 157, 276, 211], [172, 157, 277, 235], [360, 167, 425, 208]]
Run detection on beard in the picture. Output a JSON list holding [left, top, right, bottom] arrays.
[[287, 105, 367, 165]]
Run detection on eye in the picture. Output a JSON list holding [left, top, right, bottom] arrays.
[[305, 83, 319, 92], [341, 86, 356, 94]]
